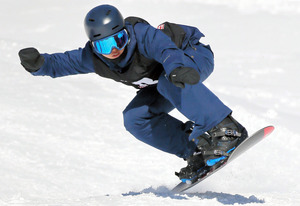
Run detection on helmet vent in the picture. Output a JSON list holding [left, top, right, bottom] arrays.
[[88, 18, 95, 22], [106, 10, 111, 16], [93, 34, 101, 38], [112, 25, 119, 30]]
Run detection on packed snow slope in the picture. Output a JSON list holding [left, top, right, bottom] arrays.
[[0, 0, 299, 205]]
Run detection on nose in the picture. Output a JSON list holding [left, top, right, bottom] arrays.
[[111, 48, 118, 53]]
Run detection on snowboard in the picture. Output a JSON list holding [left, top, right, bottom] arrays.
[[172, 126, 275, 193]]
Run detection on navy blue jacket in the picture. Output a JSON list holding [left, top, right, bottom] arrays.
[[32, 21, 212, 87]]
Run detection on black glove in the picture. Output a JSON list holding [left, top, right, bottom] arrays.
[[18, 47, 45, 72], [169, 67, 200, 88]]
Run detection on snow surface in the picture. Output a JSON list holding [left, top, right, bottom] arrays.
[[1, 0, 300, 205]]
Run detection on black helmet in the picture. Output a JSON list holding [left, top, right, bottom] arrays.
[[84, 5, 125, 41]]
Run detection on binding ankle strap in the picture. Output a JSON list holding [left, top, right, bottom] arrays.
[[210, 128, 241, 138]]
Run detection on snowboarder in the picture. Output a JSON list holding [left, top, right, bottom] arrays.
[[18, 5, 248, 182]]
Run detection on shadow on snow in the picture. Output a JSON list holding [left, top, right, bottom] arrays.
[[122, 186, 265, 205]]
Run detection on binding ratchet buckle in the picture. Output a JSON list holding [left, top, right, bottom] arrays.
[[214, 150, 230, 156], [225, 129, 241, 137]]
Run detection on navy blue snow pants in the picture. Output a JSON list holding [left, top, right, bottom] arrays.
[[123, 43, 232, 159]]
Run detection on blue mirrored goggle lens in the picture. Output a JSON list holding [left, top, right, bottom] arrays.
[[92, 29, 128, 55]]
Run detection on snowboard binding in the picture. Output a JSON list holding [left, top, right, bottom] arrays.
[[176, 115, 248, 183]]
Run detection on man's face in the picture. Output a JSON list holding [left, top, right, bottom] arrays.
[[101, 47, 125, 59]]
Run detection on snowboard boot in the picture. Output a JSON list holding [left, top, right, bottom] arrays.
[[175, 115, 247, 182], [197, 115, 248, 166], [175, 122, 206, 182], [175, 149, 206, 183]]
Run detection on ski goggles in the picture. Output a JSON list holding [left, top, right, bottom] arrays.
[[92, 29, 129, 55]]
